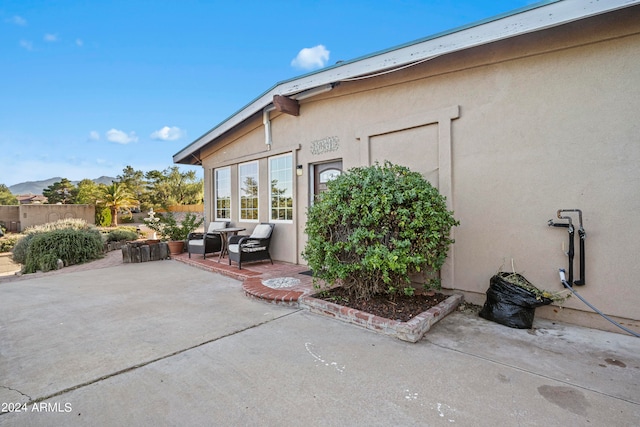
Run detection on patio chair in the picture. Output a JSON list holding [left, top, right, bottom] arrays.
[[227, 223, 275, 269], [187, 221, 229, 259]]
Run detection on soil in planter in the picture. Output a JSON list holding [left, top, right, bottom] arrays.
[[315, 287, 449, 322]]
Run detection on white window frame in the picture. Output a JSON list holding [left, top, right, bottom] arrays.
[[269, 153, 293, 223], [238, 161, 259, 222], [214, 167, 231, 221]]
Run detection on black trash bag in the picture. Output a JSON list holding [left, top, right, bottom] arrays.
[[479, 273, 553, 329]]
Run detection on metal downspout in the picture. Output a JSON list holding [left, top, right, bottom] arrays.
[[263, 83, 336, 149], [263, 105, 276, 150]]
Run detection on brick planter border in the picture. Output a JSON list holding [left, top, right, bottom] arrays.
[[299, 293, 463, 343]]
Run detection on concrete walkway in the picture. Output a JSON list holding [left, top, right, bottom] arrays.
[[1, 258, 639, 426]]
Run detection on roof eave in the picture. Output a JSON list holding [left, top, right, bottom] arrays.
[[173, 0, 639, 165]]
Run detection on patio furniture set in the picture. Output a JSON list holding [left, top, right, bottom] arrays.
[[186, 222, 274, 270]]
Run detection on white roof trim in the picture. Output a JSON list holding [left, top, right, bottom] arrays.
[[174, 0, 639, 164]]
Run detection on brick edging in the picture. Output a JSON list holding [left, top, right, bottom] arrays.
[[243, 277, 304, 306], [174, 255, 302, 305], [174, 254, 463, 341], [299, 293, 463, 342]]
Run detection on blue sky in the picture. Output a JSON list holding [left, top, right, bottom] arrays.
[[1, 0, 535, 188]]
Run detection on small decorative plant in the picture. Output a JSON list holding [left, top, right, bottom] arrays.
[[144, 209, 203, 241]]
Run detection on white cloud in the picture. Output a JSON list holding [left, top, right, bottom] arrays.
[[44, 33, 59, 42], [75, 38, 83, 47], [150, 126, 185, 141], [291, 45, 330, 70], [106, 129, 138, 144], [88, 131, 100, 141], [19, 40, 33, 51], [9, 16, 27, 26]]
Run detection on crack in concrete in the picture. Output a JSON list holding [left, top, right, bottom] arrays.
[[1, 309, 302, 410], [0, 384, 33, 401]]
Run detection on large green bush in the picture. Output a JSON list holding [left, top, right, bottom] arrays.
[[12, 219, 97, 265], [23, 228, 104, 273], [303, 162, 459, 300]]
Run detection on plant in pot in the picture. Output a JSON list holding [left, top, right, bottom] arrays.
[[144, 210, 203, 255]]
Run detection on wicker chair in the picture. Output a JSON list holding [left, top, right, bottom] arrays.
[[227, 223, 274, 269], [187, 221, 229, 259]]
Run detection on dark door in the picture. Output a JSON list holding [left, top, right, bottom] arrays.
[[313, 160, 342, 197]]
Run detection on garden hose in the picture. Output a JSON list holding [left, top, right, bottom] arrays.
[[559, 269, 640, 338]]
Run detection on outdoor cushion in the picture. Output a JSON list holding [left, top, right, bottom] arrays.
[[187, 220, 229, 259], [251, 224, 272, 239], [227, 223, 274, 269], [207, 221, 228, 233]]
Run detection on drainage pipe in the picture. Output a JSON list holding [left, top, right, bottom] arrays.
[[548, 218, 575, 285], [575, 225, 586, 286], [263, 83, 335, 150], [263, 105, 276, 150], [549, 209, 585, 286]]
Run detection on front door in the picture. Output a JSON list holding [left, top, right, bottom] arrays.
[[312, 160, 342, 199]]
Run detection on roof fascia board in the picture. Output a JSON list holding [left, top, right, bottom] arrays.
[[174, 0, 639, 164]]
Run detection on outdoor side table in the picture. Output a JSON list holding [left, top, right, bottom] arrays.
[[214, 227, 246, 262]]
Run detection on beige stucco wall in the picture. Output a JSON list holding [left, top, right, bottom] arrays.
[[18, 205, 96, 230], [0, 206, 20, 231], [201, 120, 299, 264], [199, 8, 640, 331]]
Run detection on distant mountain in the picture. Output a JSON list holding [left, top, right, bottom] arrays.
[[8, 176, 117, 195]]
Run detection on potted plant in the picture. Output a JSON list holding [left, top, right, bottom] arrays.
[[144, 210, 203, 255]]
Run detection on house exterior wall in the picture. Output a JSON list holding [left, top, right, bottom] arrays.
[[198, 8, 640, 331]]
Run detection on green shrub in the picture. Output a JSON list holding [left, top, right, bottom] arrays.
[[144, 211, 203, 241], [303, 161, 459, 300], [23, 228, 104, 273], [0, 235, 20, 253], [24, 218, 94, 234], [105, 228, 138, 242], [96, 207, 112, 227], [12, 219, 97, 264], [11, 233, 35, 264]]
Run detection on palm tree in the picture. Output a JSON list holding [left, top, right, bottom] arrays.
[[100, 183, 138, 226]]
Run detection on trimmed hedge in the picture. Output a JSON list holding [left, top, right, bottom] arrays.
[[12, 219, 99, 266], [23, 228, 104, 273], [303, 161, 459, 300]]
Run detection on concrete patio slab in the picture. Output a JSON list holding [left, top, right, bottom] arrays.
[[1, 259, 638, 426], [0, 261, 296, 405]]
